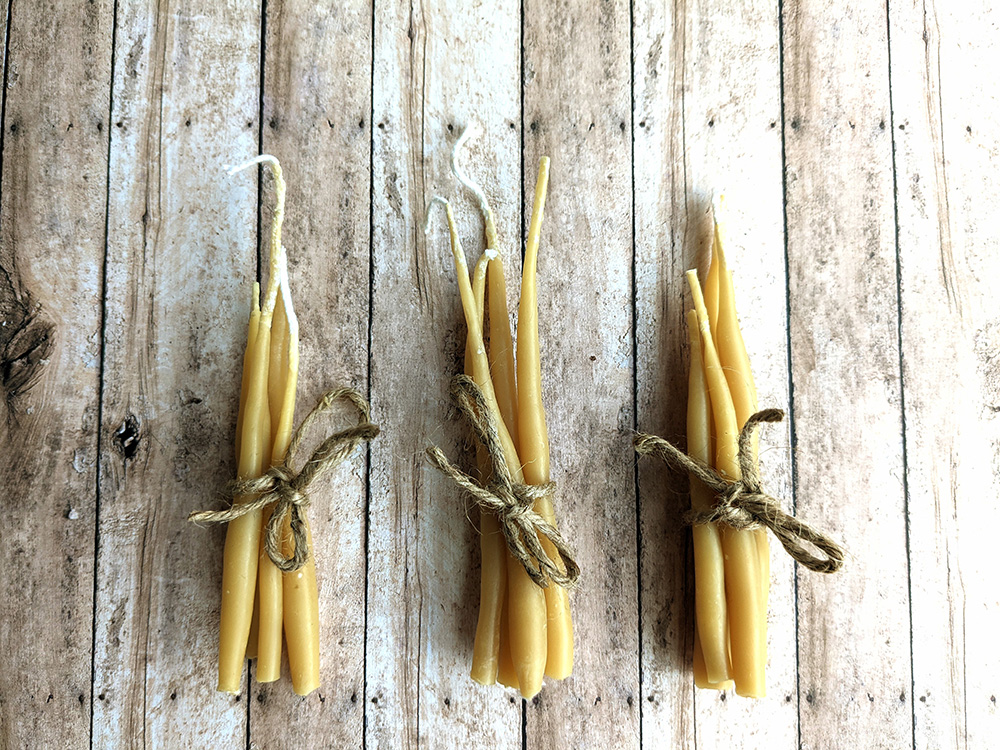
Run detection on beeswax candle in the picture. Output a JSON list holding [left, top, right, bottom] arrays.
[[516, 158, 573, 680], [686, 309, 732, 687]]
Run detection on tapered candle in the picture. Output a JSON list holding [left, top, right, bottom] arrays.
[[516, 157, 573, 680], [264, 258, 321, 697], [686, 309, 732, 686], [256, 270, 291, 683], [218, 204, 281, 693], [451, 125, 520, 445], [469, 249, 508, 686], [453, 140, 520, 687]]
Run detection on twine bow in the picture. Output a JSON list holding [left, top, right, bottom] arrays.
[[633, 409, 844, 574], [189, 387, 380, 572], [426, 375, 580, 589]]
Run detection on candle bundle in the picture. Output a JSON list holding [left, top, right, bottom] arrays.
[[426, 129, 579, 700], [190, 156, 378, 696], [635, 197, 844, 698], [684, 198, 769, 696]]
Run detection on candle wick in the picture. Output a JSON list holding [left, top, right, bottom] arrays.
[[451, 123, 497, 240], [423, 195, 452, 234], [277, 249, 299, 339], [227, 153, 281, 177]]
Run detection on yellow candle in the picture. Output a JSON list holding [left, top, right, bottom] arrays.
[[495, 590, 519, 691], [704, 243, 720, 335], [470, 252, 508, 686], [234, 283, 261, 462], [218, 259, 273, 694], [713, 219, 759, 431], [516, 157, 573, 680], [693, 624, 735, 691], [283, 527, 319, 695], [453, 131, 527, 688], [686, 309, 731, 685], [239, 286, 262, 666], [687, 271, 765, 698], [255, 281, 290, 684]]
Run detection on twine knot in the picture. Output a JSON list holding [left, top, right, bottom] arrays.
[[633, 409, 844, 574], [427, 375, 580, 589], [189, 387, 380, 572]]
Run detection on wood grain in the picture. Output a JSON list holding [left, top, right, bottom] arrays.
[[522, 0, 639, 745], [91, 1, 260, 746], [890, 0, 1000, 747], [0, 1, 112, 747], [782, 1, 912, 746], [250, 1, 372, 745], [632, 0, 697, 740], [368, 1, 523, 746]]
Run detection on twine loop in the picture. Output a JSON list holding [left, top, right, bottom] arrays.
[[427, 375, 580, 589], [633, 409, 844, 574], [189, 387, 380, 572]]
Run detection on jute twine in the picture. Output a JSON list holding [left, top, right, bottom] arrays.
[[426, 375, 580, 589], [633, 409, 844, 574], [189, 388, 380, 572]]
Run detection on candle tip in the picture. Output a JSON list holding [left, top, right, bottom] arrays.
[[277, 247, 299, 340], [712, 192, 728, 225]]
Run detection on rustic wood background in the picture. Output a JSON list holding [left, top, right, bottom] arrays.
[[0, 0, 996, 747]]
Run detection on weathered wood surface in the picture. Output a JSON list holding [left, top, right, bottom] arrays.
[[92, 2, 260, 747], [0, 0, 997, 747], [522, 0, 638, 745], [0, 1, 112, 748]]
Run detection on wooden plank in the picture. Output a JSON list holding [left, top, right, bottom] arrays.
[[0, 1, 112, 746], [0, 3, 7, 79], [781, 1, 912, 747], [91, 1, 260, 746], [521, 0, 638, 745], [415, 3, 524, 746], [249, 0, 373, 745], [368, 0, 522, 746], [634, 0, 797, 745], [889, 0, 1000, 746], [632, 0, 696, 740]]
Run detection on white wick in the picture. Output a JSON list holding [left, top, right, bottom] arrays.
[[451, 122, 494, 228], [227, 154, 281, 177], [423, 195, 452, 234], [277, 248, 299, 340]]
